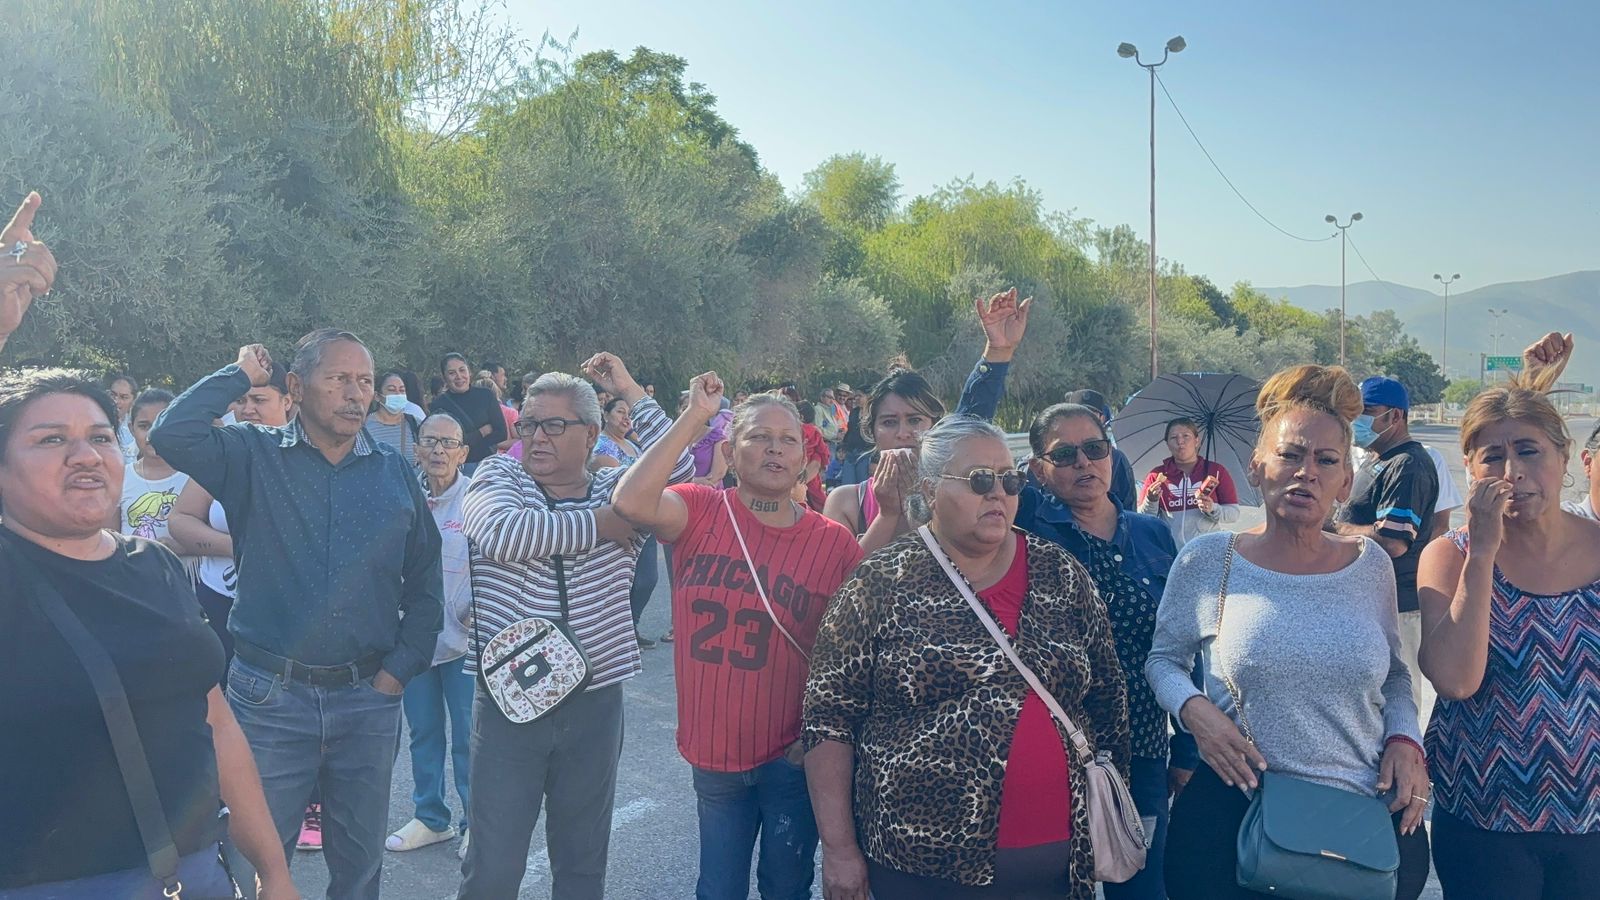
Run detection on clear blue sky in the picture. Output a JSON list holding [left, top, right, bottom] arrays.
[[508, 1, 1597, 293]]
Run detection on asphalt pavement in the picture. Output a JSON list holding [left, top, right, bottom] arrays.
[[290, 420, 1597, 899]]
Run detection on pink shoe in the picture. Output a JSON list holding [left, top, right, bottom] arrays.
[[296, 803, 323, 851]]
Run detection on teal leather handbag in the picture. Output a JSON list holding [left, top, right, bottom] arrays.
[[1216, 536, 1400, 900], [1236, 771, 1399, 900]]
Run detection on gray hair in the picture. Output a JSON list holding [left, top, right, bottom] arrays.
[[906, 415, 1011, 525], [291, 328, 371, 379], [419, 412, 464, 439], [524, 372, 602, 426], [729, 392, 801, 443]]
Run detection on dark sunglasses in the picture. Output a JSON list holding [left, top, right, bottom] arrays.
[[938, 468, 1024, 496], [1039, 439, 1113, 468]]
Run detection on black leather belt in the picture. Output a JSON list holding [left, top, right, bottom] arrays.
[[234, 642, 383, 687]]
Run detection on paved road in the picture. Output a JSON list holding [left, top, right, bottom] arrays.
[[290, 420, 1595, 899]]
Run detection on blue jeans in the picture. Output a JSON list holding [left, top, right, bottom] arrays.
[[1102, 756, 1170, 900], [402, 655, 474, 832], [630, 536, 660, 625], [226, 656, 402, 900], [692, 756, 818, 900]]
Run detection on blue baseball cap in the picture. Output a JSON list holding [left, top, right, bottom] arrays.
[[1360, 376, 1409, 412]]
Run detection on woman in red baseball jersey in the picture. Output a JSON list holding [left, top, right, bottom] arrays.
[[614, 375, 863, 900]]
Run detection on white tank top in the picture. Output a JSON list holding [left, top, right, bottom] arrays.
[[196, 499, 237, 598]]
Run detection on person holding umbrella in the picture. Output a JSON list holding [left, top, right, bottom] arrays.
[[1138, 417, 1241, 548]]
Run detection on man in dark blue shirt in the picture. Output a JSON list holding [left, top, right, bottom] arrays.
[[153, 330, 443, 898]]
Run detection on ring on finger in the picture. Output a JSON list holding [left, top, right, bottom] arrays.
[[7, 240, 25, 262]]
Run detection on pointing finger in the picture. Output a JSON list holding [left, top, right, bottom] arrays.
[[2, 192, 41, 245]]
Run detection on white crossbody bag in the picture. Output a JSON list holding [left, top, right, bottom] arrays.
[[917, 525, 1147, 883], [722, 490, 808, 661]]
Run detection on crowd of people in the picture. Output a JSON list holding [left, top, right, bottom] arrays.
[[5, 187, 1600, 900]]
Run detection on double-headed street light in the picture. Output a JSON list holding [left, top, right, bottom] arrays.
[[1487, 308, 1510, 357], [1325, 212, 1363, 366], [1434, 273, 1460, 377], [1119, 35, 1186, 381]]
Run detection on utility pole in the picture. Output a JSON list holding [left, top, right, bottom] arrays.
[[1119, 35, 1185, 381], [1325, 212, 1363, 366]]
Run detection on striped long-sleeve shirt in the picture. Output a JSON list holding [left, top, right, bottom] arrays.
[[461, 395, 692, 689]]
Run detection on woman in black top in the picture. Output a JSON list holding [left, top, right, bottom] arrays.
[[432, 352, 507, 463], [0, 201, 296, 897]]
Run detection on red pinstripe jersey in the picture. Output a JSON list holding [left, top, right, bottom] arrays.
[[667, 485, 863, 772]]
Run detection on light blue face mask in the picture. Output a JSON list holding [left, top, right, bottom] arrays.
[[1352, 414, 1377, 448], [1352, 412, 1395, 449], [383, 393, 409, 414]]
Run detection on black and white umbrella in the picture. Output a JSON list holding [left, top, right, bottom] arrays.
[[1111, 372, 1263, 506]]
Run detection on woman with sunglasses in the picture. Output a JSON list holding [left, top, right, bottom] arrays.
[[1138, 417, 1240, 549], [822, 288, 1030, 554], [805, 415, 1128, 900], [1015, 403, 1180, 900]]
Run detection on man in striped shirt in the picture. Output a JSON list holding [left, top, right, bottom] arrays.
[[458, 352, 692, 900]]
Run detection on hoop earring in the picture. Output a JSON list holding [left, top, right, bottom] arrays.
[[1565, 472, 1577, 489]]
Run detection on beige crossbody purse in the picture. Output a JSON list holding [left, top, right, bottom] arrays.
[[917, 525, 1147, 883]]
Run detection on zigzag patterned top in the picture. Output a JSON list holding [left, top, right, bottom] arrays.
[[1426, 529, 1600, 833]]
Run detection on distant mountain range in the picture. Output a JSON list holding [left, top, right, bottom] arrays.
[[1261, 271, 1600, 387]]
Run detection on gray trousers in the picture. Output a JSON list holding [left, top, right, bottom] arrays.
[[458, 683, 624, 900]]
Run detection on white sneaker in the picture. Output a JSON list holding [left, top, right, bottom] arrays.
[[457, 829, 470, 861], [385, 818, 456, 852]]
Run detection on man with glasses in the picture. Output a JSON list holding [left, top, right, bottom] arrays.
[[458, 352, 694, 899]]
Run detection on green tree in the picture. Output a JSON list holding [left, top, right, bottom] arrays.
[[803, 153, 900, 233], [16, 0, 435, 375], [1, 23, 246, 377], [861, 179, 1113, 369], [803, 153, 901, 278], [1443, 378, 1484, 406], [1371, 345, 1448, 405]]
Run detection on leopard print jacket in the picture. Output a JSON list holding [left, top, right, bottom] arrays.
[[803, 529, 1130, 895]]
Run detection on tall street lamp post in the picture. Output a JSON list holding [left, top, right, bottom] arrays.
[[1434, 272, 1461, 377], [1325, 212, 1363, 367], [1487, 308, 1510, 362], [1119, 35, 1185, 381]]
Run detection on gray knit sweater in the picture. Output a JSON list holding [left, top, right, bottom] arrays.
[[1145, 531, 1422, 797]]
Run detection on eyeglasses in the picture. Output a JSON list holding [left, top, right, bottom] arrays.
[[1039, 439, 1113, 468], [939, 468, 1024, 496], [515, 416, 585, 438], [418, 437, 464, 450]]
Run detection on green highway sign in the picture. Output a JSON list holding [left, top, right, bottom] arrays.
[[1485, 356, 1522, 371]]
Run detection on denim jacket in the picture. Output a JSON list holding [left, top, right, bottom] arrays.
[[1015, 485, 1199, 769]]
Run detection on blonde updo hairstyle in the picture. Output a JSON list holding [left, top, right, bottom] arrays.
[[1254, 364, 1364, 452], [1459, 365, 1572, 462]]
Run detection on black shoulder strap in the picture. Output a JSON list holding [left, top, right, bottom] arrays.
[[22, 561, 182, 893]]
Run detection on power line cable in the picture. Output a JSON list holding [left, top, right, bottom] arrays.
[[1154, 73, 1337, 244], [1344, 233, 1416, 307]]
